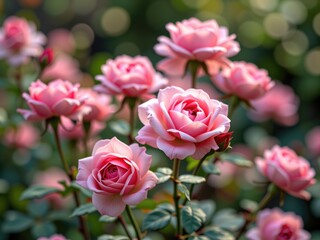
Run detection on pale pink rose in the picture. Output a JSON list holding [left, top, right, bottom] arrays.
[[212, 61, 274, 100], [136, 86, 230, 160], [255, 145, 316, 200], [4, 123, 39, 149], [47, 28, 75, 54], [154, 17, 240, 76], [0, 16, 46, 65], [246, 208, 310, 240], [37, 234, 68, 240], [248, 82, 299, 126], [41, 54, 82, 83], [33, 167, 71, 209], [305, 126, 320, 157], [18, 79, 86, 121], [95, 55, 168, 98], [78, 88, 116, 122], [58, 116, 105, 140], [76, 137, 158, 217]]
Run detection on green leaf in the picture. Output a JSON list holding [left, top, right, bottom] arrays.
[[190, 200, 216, 221], [179, 175, 206, 184], [203, 226, 235, 240], [2, 211, 33, 233], [157, 203, 175, 213], [70, 203, 96, 218], [70, 182, 93, 198], [178, 183, 190, 201], [181, 205, 206, 234], [31, 222, 56, 239], [142, 210, 172, 231], [98, 235, 129, 240], [155, 168, 173, 184], [220, 154, 253, 168], [213, 209, 244, 231], [188, 236, 210, 240], [27, 200, 49, 218], [99, 215, 117, 223], [202, 161, 220, 175], [20, 185, 60, 200], [109, 120, 130, 136]]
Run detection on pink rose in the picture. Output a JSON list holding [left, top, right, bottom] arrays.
[[76, 137, 158, 217], [41, 54, 82, 83], [305, 126, 320, 157], [212, 61, 274, 100], [95, 55, 168, 98], [37, 234, 68, 240], [248, 82, 299, 126], [154, 17, 240, 76], [4, 123, 39, 149], [255, 145, 316, 200], [136, 86, 230, 160], [78, 88, 116, 122], [246, 208, 310, 240], [18, 79, 86, 121], [0, 16, 46, 65]]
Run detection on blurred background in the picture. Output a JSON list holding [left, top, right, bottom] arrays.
[[0, 0, 320, 239]]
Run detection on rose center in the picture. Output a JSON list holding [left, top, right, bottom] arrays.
[[106, 165, 118, 179], [183, 102, 201, 120], [276, 224, 293, 240]]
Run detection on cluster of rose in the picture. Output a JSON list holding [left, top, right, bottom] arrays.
[[0, 15, 317, 240]]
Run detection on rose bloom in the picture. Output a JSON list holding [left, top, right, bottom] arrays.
[[212, 61, 274, 100], [305, 126, 320, 157], [95, 55, 168, 98], [4, 123, 39, 149], [18, 79, 87, 121], [78, 88, 116, 122], [248, 82, 299, 126], [0, 16, 46, 65], [33, 167, 71, 209], [41, 54, 82, 83], [136, 86, 230, 160], [38, 234, 68, 240], [76, 137, 158, 217], [154, 17, 240, 76], [246, 208, 310, 240], [255, 145, 316, 200]]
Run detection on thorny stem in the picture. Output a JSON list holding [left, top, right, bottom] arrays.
[[172, 158, 182, 239], [235, 184, 279, 240], [51, 120, 91, 240], [126, 205, 142, 240], [118, 216, 133, 240]]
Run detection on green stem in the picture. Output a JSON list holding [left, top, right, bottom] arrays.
[[235, 184, 279, 240], [172, 158, 182, 238], [190, 62, 199, 89], [51, 120, 91, 240], [83, 121, 91, 156], [228, 95, 241, 119], [125, 205, 142, 240], [118, 216, 133, 240]]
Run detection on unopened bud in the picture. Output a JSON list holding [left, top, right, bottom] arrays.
[[215, 132, 233, 152], [39, 48, 54, 69]]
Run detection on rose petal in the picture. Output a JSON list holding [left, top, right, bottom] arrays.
[[157, 138, 195, 160], [92, 193, 126, 217]]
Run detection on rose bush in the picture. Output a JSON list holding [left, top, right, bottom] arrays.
[[76, 137, 158, 217], [246, 208, 310, 240], [136, 86, 231, 160], [154, 17, 240, 76], [95, 55, 168, 98], [255, 145, 316, 200]]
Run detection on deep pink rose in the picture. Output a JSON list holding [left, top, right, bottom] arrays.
[[136, 86, 231, 160], [212, 61, 274, 100], [95, 55, 168, 98], [246, 208, 310, 240], [76, 137, 158, 217], [37, 234, 68, 240], [18, 79, 86, 121], [0, 16, 46, 65], [154, 17, 240, 76], [78, 88, 116, 122], [248, 82, 299, 126], [256, 145, 316, 200], [305, 126, 320, 157]]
